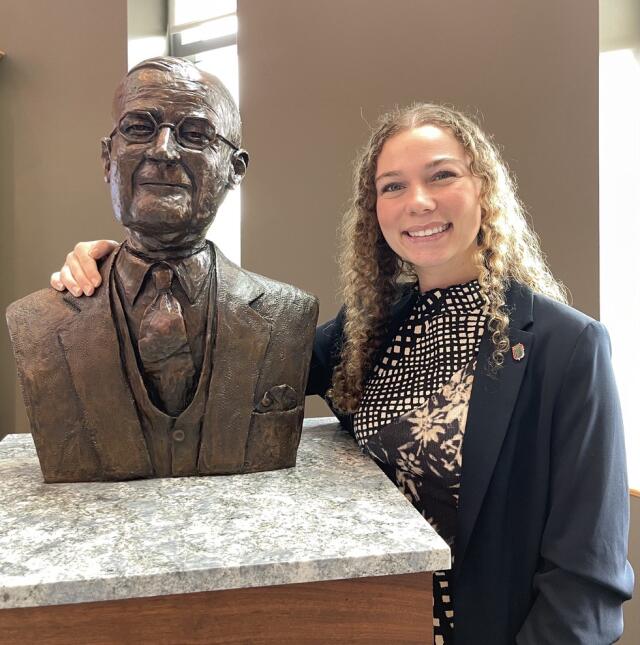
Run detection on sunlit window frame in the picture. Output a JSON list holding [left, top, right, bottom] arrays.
[[168, 1, 237, 58]]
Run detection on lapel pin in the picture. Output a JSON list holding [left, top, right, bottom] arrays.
[[511, 342, 525, 361]]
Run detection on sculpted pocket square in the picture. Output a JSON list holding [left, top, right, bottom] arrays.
[[256, 384, 298, 413]]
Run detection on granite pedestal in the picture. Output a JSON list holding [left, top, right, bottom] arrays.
[[0, 417, 450, 644]]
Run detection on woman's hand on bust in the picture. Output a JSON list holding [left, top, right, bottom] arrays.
[[50, 240, 118, 297]]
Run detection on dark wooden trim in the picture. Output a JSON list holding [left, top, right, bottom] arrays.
[[0, 572, 433, 645], [170, 32, 236, 57]]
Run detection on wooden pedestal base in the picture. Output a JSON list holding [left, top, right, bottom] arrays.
[[0, 572, 433, 644]]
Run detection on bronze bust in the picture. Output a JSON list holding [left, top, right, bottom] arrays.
[[6, 57, 318, 483]]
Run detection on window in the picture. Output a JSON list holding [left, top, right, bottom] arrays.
[[599, 4, 640, 491], [127, 0, 169, 69], [169, 0, 241, 265]]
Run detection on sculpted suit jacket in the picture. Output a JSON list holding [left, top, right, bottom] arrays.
[[308, 283, 634, 645], [7, 244, 319, 483]]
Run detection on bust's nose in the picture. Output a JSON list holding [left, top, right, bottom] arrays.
[[145, 126, 180, 163]]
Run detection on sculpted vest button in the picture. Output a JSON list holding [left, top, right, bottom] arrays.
[[172, 429, 185, 442]]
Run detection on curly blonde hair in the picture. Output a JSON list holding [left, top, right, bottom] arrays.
[[329, 103, 567, 413]]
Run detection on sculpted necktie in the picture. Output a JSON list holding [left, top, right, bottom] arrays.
[[138, 264, 196, 416]]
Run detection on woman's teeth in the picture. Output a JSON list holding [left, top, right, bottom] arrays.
[[407, 224, 450, 238]]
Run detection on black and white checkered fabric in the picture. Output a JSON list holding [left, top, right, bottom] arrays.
[[354, 281, 486, 440]]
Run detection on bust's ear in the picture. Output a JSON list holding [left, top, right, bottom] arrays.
[[100, 138, 112, 183], [227, 149, 249, 188]]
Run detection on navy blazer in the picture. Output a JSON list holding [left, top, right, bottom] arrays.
[[307, 283, 634, 644]]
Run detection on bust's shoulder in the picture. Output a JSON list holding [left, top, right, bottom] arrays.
[[7, 287, 77, 328], [245, 268, 318, 307], [7, 246, 119, 337], [6, 287, 80, 359], [242, 269, 319, 331], [214, 247, 318, 319]]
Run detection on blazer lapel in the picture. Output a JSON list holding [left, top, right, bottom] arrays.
[[58, 249, 153, 479], [198, 248, 271, 473], [454, 284, 535, 574]]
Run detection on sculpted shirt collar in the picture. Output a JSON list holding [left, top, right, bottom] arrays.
[[115, 242, 213, 305]]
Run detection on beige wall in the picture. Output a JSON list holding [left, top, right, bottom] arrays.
[[0, 0, 128, 434]]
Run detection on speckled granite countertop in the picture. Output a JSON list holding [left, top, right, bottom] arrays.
[[0, 417, 450, 609]]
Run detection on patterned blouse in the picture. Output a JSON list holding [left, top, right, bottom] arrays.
[[354, 280, 486, 645]]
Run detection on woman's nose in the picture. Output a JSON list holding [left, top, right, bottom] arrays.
[[407, 184, 436, 214]]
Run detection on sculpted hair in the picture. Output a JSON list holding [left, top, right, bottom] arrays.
[[329, 103, 567, 413], [112, 56, 242, 145]]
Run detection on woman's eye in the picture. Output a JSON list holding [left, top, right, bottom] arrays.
[[381, 182, 404, 194], [432, 170, 456, 182]]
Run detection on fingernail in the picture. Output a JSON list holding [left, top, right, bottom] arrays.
[[84, 287, 94, 296], [72, 288, 82, 297], [92, 278, 101, 288]]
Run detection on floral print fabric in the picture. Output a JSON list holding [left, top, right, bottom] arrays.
[[359, 360, 476, 644]]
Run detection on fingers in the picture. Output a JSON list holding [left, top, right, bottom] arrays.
[[63, 252, 93, 296], [75, 240, 114, 289], [89, 239, 119, 260], [50, 239, 118, 297], [69, 239, 118, 295], [50, 271, 65, 292]]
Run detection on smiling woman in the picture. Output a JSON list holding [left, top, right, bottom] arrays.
[[307, 102, 633, 644], [329, 104, 566, 413]]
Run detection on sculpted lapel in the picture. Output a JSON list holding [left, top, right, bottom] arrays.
[[198, 248, 271, 474], [454, 285, 535, 574], [58, 250, 154, 480]]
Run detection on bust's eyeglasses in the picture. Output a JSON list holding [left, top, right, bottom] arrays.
[[111, 110, 240, 152]]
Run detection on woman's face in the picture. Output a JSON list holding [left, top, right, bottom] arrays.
[[375, 125, 483, 291]]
